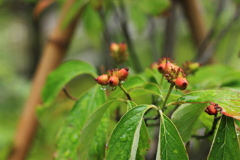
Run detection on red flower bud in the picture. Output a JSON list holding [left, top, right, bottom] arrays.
[[158, 62, 175, 74], [175, 77, 188, 90], [94, 74, 109, 85], [119, 42, 127, 53], [205, 103, 218, 115], [110, 43, 119, 52], [117, 68, 129, 81], [108, 75, 119, 87]]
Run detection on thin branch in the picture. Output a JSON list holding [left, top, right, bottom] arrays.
[[192, 115, 221, 139], [162, 1, 178, 58], [62, 87, 78, 101], [118, 83, 132, 100], [196, 0, 226, 61], [98, 7, 113, 69], [198, 6, 240, 64], [113, 1, 142, 72], [8, 1, 86, 159]]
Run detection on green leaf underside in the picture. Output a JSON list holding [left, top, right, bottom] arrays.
[[208, 115, 240, 160], [106, 105, 157, 160], [171, 103, 207, 142], [177, 90, 240, 120], [79, 98, 127, 159], [157, 110, 189, 160], [42, 60, 97, 106], [56, 86, 106, 159], [136, 121, 150, 160], [129, 82, 164, 99]]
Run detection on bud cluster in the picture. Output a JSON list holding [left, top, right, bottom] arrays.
[[95, 68, 129, 91], [110, 42, 128, 63], [205, 102, 220, 115], [182, 61, 200, 75], [157, 57, 188, 90]]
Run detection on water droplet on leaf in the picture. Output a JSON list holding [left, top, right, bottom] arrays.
[[120, 134, 127, 141], [120, 80, 126, 84], [101, 86, 107, 90], [217, 137, 221, 143]]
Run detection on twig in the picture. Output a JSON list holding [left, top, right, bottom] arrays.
[[196, 0, 226, 60], [98, 7, 113, 69], [113, 1, 142, 72], [162, 0, 177, 58], [8, 1, 86, 160], [118, 83, 132, 100], [198, 6, 240, 64], [192, 115, 221, 139], [62, 87, 78, 101]]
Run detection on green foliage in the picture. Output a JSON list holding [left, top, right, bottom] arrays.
[[171, 103, 207, 142], [106, 105, 156, 159], [55, 86, 107, 159], [177, 90, 240, 120], [208, 115, 240, 160], [40, 60, 240, 159], [157, 110, 189, 160], [42, 60, 97, 106]]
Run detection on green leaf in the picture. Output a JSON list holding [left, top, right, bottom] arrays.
[[208, 115, 240, 160], [187, 64, 233, 89], [129, 82, 163, 99], [157, 110, 189, 160], [137, 0, 170, 16], [42, 60, 97, 106], [127, 100, 137, 111], [62, 0, 89, 28], [106, 105, 157, 160], [171, 103, 207, 142], [55, 86, 106, 159], [176, 90, 240, 120], [78, 98, 126, 159], [144, 68, 162, 84], [82, 5, 103, 43], [136, 121, 150, 160]]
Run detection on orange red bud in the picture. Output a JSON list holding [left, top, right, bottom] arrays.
[[108, 76, 119, 87], [117, 68, 129, 81], [94, 74, 109, 85], [110, 43, 119, 52], [205, 103, 218, 115], [175, 77, 188, 90], [118, 42, 127, 53]]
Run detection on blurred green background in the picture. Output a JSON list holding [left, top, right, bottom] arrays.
[[0, 0, 240, 159]]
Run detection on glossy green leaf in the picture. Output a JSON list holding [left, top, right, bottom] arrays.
[[171, 103, 207, 142], [55, 86, 106, 159], [79, 98, 126, 159], [106, 105, 157, 160], [208, 115, 240, 160], [177, 90, 240, 120], [157, 110, 189, 160], [187, 64, 233, 89], [42, 60, 97, 106]]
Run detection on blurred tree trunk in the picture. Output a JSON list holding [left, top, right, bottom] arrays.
[[162, 1, 178, 58], [178, 0, 207, 57], [8, 0, 85, 160]]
